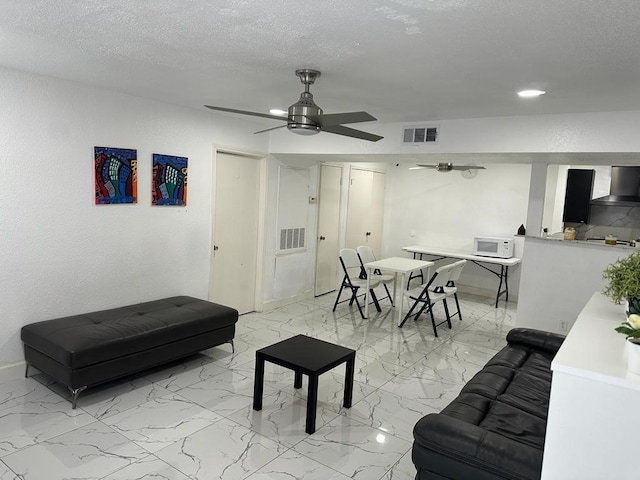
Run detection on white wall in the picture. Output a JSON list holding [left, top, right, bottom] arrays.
[[0, 67, 268, 366], [384, 163, 531, 296], [516, 237, 631, 333]]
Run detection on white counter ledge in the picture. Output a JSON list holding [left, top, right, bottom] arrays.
[[551, 292, 640, 391], [541, 292, 640, 479], [524, 234, 636, 251]]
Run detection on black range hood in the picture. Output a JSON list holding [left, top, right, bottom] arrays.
[[591, 166, 640, 206]]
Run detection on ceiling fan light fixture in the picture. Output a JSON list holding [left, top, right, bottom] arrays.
[[517, 89, 546, 98], [287, 124, 321, 135]]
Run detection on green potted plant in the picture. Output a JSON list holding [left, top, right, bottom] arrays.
[[603, 252, 640, 374], [602, 252, 640, 315]]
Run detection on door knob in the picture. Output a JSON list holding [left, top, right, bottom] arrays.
[[319, 236, 326, 240], [366, 232, 371, 236], [213, 245, 219, 251]]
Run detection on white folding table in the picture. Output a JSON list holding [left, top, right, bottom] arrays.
[[402, 245, 522, 307], [363, 256, 434, 326]]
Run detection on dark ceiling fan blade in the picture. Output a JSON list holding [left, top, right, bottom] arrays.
[[254, 124, 288, 134], [307, 111, 377, 127], [204, 105, 288, 122], [321, 124, 383, 142], [415, 164, 437, 169]]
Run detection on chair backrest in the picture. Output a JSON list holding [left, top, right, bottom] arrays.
[[356, 245, 376, 264], [339, 248, 379, 287], [340, 248, 361, 270], [407, 263, 454, 302], [447, 260, 467, 283], [340, 248, 365, 280], [428, 263, 455, 292]]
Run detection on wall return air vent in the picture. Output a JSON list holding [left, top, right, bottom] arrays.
[[402, 126, 438, 144], [279, 227, 306, 251]]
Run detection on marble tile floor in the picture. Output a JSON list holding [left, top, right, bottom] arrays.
[[0, 292, 517, 480]]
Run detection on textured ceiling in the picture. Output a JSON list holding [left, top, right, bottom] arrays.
[[1, 0, 640, 124]]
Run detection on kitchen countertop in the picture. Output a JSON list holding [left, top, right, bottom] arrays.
[[525, 235, 637, 250]]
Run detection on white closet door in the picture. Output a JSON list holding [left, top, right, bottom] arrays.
[[345, 168, 386, 257], [315, 164, 342, 296], [209, 152, 260, 314]]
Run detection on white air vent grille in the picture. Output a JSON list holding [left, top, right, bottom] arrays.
[[279, 227, 306, 250], [402, 126, 438, 144]]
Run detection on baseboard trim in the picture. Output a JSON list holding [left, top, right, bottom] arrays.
[[458, 284, 519, 302], [262, 291, 315, 311], [0, 361, 26, 384]]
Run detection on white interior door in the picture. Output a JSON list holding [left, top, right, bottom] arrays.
[[210, 152, 260, 314], [345, 168, 386, 257], [315, 164, 342, 296], [368, 171, 386, 256]]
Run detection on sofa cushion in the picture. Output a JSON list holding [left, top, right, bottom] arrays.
[[21, 296, 237, 369]]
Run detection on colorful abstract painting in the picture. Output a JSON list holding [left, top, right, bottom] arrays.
[[152, 154, 188, 206], [94, 147, 138, 204]]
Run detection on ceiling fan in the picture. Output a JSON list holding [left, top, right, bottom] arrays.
[[204, 69, 383, 142], [410, 163, 486, 172]]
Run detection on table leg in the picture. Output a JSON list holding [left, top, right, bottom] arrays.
[[364, 266, 371, 319], [392, 273, 398, 309], [504, 266, 509, 302], [343, 356, 355, 408], [294, 370, 303, 389], [306, 374, 319, 434], [397, 273, 407, 326], [253, 354, 265, 411]]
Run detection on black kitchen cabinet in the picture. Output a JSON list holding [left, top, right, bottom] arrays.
[[563, 169, 595, 223]]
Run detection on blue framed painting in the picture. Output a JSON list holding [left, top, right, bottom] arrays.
[[152, 154, 188, 206], [94, 146, 138, 204]]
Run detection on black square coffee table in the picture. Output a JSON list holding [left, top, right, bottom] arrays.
[[253, 334, 356, 434]]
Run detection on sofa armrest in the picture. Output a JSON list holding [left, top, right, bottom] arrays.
[[413, 414, 543, 480], [506, 328, 565, 354]]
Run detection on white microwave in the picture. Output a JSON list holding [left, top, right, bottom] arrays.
[[473, 236, 514, 258]]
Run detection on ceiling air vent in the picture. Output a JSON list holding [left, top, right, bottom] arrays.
[[402, 126, 438, 144]]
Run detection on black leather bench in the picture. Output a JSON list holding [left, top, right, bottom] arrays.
[[412, 328, 565, 480], [21, 296, 238, 408]]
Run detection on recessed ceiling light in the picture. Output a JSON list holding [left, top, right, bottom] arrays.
[[269, 108, 287, 115], [518, 89, 546, 98]]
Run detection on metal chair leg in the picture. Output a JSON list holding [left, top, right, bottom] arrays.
[[332, 280, 347, 312], [454, 293, 462, 320], [383, 283, 394, 306], [443, 299, 453, 329]]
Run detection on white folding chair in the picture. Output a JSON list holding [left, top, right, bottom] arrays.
[[333, 248, 382, 318], [444, 260, 467, 321], [399, 263, 455, 336], [356, 245, 395, 306]]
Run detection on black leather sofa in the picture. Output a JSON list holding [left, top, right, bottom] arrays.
[[412, 328, 565, 480], [21, 296, 238, 408]]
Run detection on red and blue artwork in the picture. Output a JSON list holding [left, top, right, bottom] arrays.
[[94, 147, 138, 204], [152, 154, 188, 206]]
